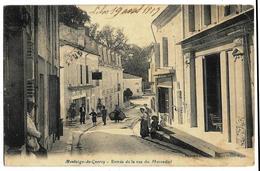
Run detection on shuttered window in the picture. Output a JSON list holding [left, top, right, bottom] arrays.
[[162, 37, 168, 67], [204, 5, 211, 26], [188, 5, 195, 32], [224, 5, 238, 16], [154, 43, 160, 68], [86, 65, 89, 84], [80, 65, 83, 84]]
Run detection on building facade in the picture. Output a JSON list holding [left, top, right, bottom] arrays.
[[123, 73, 143, 97], [97, 45, 124, 113], [150, 5, 254, 149], [60, 23, 100, 120], [4, 6, 60, 152], [60, 23, 124, 119], [151, 5, 184, 126]]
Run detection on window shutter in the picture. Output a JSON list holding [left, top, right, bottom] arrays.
[[204, 5, 211, 26], [162, 37, 168, 67], [26, 34, 34, 98], [154, 43, 160, 68], [188, 5, 195, 32]]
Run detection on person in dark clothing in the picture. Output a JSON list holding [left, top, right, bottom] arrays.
[[68, 103, 76, 121], [150, 116, 159, 139], [79, 104, 86, 124], [89, 108, 97, 126], [114, 105, 120, 123], [101, 105, 107, 125], [140, 107, 149, 138]]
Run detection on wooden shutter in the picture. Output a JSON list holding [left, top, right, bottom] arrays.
[[162, 37, 168, 67], [188, 5, 195, 32], [154, 43, 160, 68]]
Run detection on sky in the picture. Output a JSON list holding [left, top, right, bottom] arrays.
[[79, 5, 167, 47]]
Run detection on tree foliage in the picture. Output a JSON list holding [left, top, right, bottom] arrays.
[[58, 6, 90, 28], [89, 24, 128, 52], [122, 44, 153, 83]]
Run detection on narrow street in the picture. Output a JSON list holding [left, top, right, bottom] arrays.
[[68, 99, 197, 157]]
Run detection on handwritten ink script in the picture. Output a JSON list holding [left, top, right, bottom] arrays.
[[89, 5, 161, 18]]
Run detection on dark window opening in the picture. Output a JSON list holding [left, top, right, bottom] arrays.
[[86, 65, 89, 84], [80, 65, 83, 84], [158, 87, 169, 113], [224, 5, 239, 16], [203, 54, 222, 132], [204, 5, 211, 26], [188, 5, 195, 32]]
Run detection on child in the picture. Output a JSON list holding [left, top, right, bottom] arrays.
[[150, 116, 159, 139], [89, 108, 97, 126]]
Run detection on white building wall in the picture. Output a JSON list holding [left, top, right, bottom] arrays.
[[123, 78, 143, 97]]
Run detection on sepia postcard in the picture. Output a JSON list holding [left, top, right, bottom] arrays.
[[2, 1, 258, 167]]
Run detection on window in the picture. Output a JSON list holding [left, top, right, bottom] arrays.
[[80, 65, 83, 84], [46, 7, 51, 49], [188, 5, 195, 32], [162, 37, 168, 67], [154, 43, 160, 68], [137, 89, 139, 93], [86, 65, 89, 84], [204, 5, 211, 26], [224, 5, 238, 16]]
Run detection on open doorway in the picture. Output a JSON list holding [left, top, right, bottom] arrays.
[[203, 53, 222, 132], [158, 87, 169, 114]]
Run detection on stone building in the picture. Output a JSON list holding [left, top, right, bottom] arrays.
[[151, 5, 184, 127], [123, 73, 143, 97], [4, 6, 60, 153], [59, 23, 100, 120], [60, 23, 124, 120], [150, 5, 254, 149], [97, 44, 124, 113]]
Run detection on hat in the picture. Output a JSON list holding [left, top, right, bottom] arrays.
[[151, 115, 159, 120], [140, 107, 145, 111]]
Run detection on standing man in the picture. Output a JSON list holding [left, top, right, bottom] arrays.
[[79, 103, 86, 124], [101, 105, 107, 125]]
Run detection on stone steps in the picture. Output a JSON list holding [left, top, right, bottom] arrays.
[[156, 127, 245, 157]]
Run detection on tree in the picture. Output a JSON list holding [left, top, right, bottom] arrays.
[[123, 88, 133, 102], [58, 6, 90, 28], [122, 44, 153, 84], [89, 24, 128, 52], [89, 24, 153, 87]]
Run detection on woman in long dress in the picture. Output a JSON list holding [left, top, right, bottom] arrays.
[[140, 108, 149, 138]]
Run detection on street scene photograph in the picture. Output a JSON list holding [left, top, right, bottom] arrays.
[[3, 3, 257, 167]]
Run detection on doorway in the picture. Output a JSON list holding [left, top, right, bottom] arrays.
[[158, 87, 169, 114], [203, 53, 222, 132]]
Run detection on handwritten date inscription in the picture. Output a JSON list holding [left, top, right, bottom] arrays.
[[90, 5, 161, 18]]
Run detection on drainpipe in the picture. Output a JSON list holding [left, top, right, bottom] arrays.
[[150, 23, 157, 43]]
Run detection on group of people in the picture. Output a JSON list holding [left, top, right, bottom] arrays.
[[140, 104, 159, 139], [78, 104, 108, 126]]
